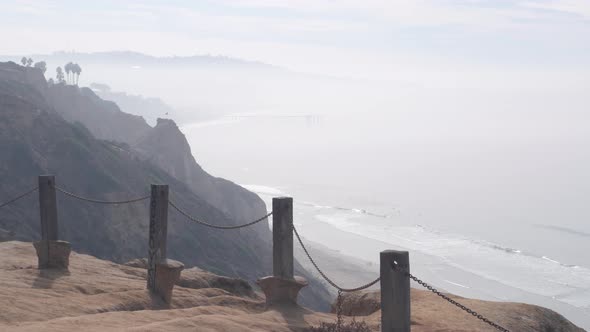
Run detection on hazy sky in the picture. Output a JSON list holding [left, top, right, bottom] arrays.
[[1, 0, 589, 79]]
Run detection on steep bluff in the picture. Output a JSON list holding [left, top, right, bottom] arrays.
[[46, 84, 151, 144], [0, 61, 330, 310], [134, 118, 269, 237], [0, 63, 266, 279], [46, 82, 268, 238]]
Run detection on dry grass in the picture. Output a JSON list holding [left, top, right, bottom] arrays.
[[307, 320, 372, 332]]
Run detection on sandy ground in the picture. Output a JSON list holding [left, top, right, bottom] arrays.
[[0, 241, 584, 331]]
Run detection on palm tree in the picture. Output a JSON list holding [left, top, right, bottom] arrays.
[[64, 62, 73, 84], [56, 67, 65, 84], [72, 64, 78, 85], [74, 63, 82, 85]]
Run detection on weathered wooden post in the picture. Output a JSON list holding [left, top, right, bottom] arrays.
[[257, 197, 307, 306], [147, 184, 183, 303], [273, 197, 294, 279], [34, 175, 71, 269], [380, 250, 411, 332]]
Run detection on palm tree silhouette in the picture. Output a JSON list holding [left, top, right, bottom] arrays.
[[73, 63, 82, 85], [64, 62, 73, 84]]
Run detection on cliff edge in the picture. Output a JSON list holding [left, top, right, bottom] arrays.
[[0, 242, 583, 332]]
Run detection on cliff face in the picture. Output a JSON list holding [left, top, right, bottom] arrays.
[[0, 61, 331, 311], [90, 83, 174, 126], [46, 84, 151, 144], [48, 81, 269, 241], [133, 118, 269, 237], [0, 62, 267, 292]]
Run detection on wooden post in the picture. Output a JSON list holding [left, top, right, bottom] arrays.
[[257, 197, 307, 305], [35, 175, 70, 269], [380, 250, 411, 332], [38, 175, 57, 267], [272, 197, 294, 279], [39, 175, 58, 241], [147, 184, 169, 291]]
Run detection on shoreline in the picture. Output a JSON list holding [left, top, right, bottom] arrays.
[[297, 221, 590, 329], [248, 186, 590, 329]]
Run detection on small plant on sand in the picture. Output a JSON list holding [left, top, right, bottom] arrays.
[[307, 320, 372, 332]]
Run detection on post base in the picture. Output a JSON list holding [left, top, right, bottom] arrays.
[[154, 259, 184, 303], [33, 240, 71, 269], [257, 276, 308, 307]]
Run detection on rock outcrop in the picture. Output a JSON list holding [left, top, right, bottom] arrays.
[[133, 118, 269, 237]]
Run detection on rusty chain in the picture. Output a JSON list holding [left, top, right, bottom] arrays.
[[293, 224, 379, 332], [56, 186, 150, 204], [391, 261, 510, 332], [293, 224, 381, 292], [0, 187, 38, 209], [169, 200, 272, 229]]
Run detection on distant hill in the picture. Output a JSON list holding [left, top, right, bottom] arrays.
[[0, 61, 331, 310], [0, 51, 366, 124], [3, 51, 277, 69]]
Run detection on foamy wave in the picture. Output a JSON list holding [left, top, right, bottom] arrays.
[[542, 256, 561, 264], [310, 205, 388, 218], [313, 215, 590, 309], [241, 185, 287, 196], [181, 118, 242, 130], [241, 183, 590, 310], [444, 280, 471, 289]]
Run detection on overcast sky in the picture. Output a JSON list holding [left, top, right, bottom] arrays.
[[1, 0, 589, 79]]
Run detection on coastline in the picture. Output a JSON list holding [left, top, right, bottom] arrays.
[[247, 185, 590, 329]]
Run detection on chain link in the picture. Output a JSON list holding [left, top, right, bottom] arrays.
[[0, 187, 38, 209], [293, 224, 380, 292], [391, 262, 510, 332], [169, 200, 272, 229], [56, 186, 149, 205]]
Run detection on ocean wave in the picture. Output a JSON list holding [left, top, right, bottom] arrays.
[[444, 280, 471, 289], [180, 118, 242, 130], [241, 184, 288, 196], [310, 212, 590, 309], [306, 204, 388, 218], [247, 186, 390, 218], [542, 256, 561, 264], [534, 224, 590, 238], [414, 225, 585, 271], [243, 183, 590, 309]]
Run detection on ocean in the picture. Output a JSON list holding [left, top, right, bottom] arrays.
[[182, 113, 590, 328]]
